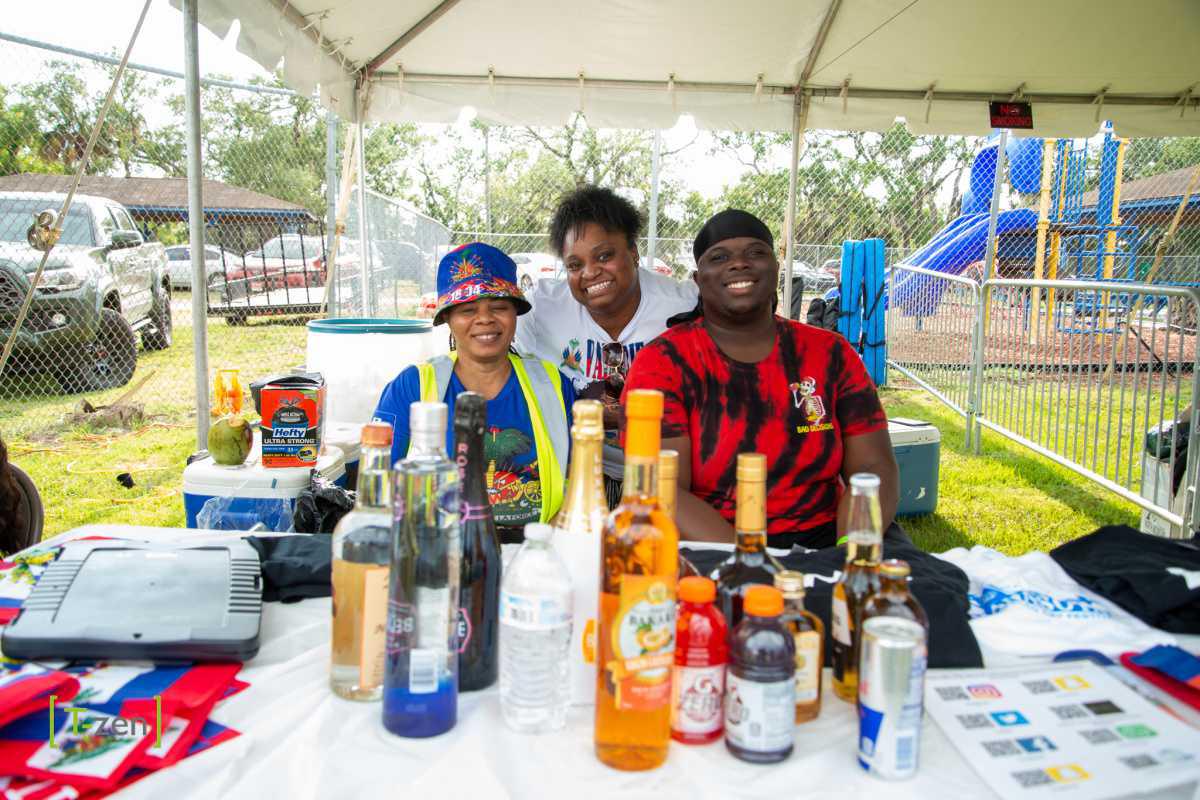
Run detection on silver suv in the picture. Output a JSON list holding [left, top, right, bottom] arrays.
[[0, 191, 172, 393]]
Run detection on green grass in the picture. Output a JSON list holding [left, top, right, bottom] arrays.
[[2, 309, 1144, 551]]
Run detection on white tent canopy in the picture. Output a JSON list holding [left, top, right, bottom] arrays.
[[182, 0, 1200, 137]]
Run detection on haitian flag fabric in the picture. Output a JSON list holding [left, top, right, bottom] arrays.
[[0, 662, 79, 730]]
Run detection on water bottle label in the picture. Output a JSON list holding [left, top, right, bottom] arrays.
[[408, 649, 438, 694], [501, 591, 570, 631], [724, 673, 793, 753], [671, 664, 725, 735]]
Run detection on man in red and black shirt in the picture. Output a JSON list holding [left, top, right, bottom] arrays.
[[622, 209, 900, 549]]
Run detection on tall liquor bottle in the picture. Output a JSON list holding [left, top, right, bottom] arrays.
[[659, 449, 700, 579], [830, 473, 883, 703], [551, 400, 607, 706], [383, 402, 461, 737], [331, 421, 394, 701], [454, 392, 501, 692], [594, 389, 679, 771], [714, 453, 778, 637]]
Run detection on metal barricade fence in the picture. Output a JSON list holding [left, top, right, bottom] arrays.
[[886, 264, 982, 421]]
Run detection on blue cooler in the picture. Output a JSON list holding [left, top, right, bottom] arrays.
[[183, 432, 346, 530], [888, 418, 940, 516]]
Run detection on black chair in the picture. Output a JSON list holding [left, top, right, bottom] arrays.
[[9, 463, 44, 552]]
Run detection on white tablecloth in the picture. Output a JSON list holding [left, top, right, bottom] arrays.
[[33, 525, 1200, 800]]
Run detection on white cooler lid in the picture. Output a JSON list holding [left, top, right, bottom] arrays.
[[888, 417, 941, 446], [324, 420, 364, 462], [185, 431, 345, 497]]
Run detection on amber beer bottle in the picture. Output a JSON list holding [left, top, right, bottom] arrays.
[[860, 559, 929, 631], [594, 390, 679, 771], [830, 473, 883, 702], [715, 453, 778, 637], [658, 449, 699, 579]]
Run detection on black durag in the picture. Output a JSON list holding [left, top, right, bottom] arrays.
[[692, 208, 774, 262]]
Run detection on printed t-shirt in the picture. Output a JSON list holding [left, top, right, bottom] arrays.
[[373, 364, 575, 527], [621, 317, 887, 537]]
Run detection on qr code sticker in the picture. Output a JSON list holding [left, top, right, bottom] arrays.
[[1120, 755, 1159, 770], [1079, 728, 1119, 745], [1012, 768, 1052, 788], [983, 740, 1022, 757], [957, 713, 994, 730], [937, 686, 970, 701], [1022, 680, 1057, 695], [1051, 704, 1087, 720]]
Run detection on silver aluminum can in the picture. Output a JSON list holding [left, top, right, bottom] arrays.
[[857, 616, 926, 779]]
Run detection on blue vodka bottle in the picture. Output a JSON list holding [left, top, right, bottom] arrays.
[[383, 401, 461, 737]]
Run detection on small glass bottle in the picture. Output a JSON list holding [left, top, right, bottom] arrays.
[[860, 559, 929, 631], [383, 402, 461, 738], [774, 571, 824, 723], [715, 453, 779, 638], [671, 576, 727, 745], [831, 473, 883, 703], [330, 422, 394, 701], [724, 585, 795, 764]]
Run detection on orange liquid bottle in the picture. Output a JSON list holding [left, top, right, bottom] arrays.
[[594, 390, 679, 771]]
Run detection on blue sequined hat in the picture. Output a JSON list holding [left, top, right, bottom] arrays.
[[433, 242, 531, 325]]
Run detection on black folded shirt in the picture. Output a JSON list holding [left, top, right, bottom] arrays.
[[246, 534, 332, 603]]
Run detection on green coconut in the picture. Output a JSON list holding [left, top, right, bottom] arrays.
[[208, 415, 253, 466]]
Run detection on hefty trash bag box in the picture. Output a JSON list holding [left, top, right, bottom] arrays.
[[259, 373, 325, 468]]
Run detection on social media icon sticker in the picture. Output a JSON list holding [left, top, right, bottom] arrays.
[[1053, 675, 1091, 691], [1017, 736, 1057, 753], [991, 710, 1030, 727], [1047, 764, 1090, 783], [968, 684, 1002, 699]]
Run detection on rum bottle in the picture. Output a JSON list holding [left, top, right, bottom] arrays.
[[331, 421, 394, 701], [454, 392, 501, 692], [774, 571, 824, 723], [830, 473, 883, 703], [714, 453, 778, 638], [860, 559, 928, 631], [551, 400, 607, 706], [594, 389, 679, 771], [383, 402, 461, 737]]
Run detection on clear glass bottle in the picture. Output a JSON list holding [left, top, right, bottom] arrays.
[[382, 402, 461, 738], [499, 522, 573, 733], [330, 422, 394, 701], [659, 449, 700, 579], [714, 453, 779, 638], [594, 389, 679, 771], [454, 392, 501, 692], [831, 473, 883, 703], [774, 571, 824, 723], [860, 559, 928, 631], [551, 400, 607, 706]]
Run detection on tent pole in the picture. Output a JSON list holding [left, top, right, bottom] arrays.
[[355, 82, 372, 316], [183, 0, 209, 448], [325, 111, 339, 317], [647, 130, 661, 268], [781, 93, 808, 320]]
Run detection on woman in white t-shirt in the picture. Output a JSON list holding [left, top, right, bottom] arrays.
[[513, 186, 698, 503]]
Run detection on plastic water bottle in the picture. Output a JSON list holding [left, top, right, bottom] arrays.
[[499, 522, 573, 733]]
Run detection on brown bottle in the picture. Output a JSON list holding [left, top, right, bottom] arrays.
[[775, 571, 824, 723], [860, 559, 928, 631]]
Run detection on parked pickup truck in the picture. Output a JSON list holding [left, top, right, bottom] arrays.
[[0, 191, 172, 393]]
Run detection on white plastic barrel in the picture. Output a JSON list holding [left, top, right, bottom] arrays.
[[306, 318, 444, 425]]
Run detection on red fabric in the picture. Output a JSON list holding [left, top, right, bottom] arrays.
[[1120, 651, 1200, 711], [622, 317, 886, 537]]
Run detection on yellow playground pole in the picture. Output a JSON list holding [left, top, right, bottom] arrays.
[[1099, 138, 1127, 334], [1045, 141, 1068, 335], [1031, 138, 1055, 343]]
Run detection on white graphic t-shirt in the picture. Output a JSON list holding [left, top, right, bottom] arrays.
[[513, 268, 699, 396]]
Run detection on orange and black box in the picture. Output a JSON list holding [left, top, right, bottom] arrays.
[[259, 373, 325, 468]]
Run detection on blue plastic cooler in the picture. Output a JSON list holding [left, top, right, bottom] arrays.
[[888, 417, 940, 516]]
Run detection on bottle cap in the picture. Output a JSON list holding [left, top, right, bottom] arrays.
[[678, 576, 715, 604], [410, 402, 448, 435], [850, 472, 881, 491], [879, 558, 911, 578], [572, 399, 604, 439], [736, 452, 766, 482], [773, 570, 805, 594], [361, 421, 393, 448], [743, 585, 783, 617], [524, 522, 553, 542], [659, 449, 679, 479], [625, 389, 663, 420]]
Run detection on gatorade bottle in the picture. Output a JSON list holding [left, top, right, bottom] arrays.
[[724, 585, 795, 764], [671, 576, 728, 744]]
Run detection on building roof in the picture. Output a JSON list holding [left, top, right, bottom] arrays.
[[1082, 165, 1200, 209], [0, 173, 314, 220]]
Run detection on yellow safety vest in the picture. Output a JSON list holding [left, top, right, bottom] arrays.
[[416, 353, 568, 523]]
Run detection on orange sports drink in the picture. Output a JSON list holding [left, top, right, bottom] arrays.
[[594, 390, 679, 771]]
